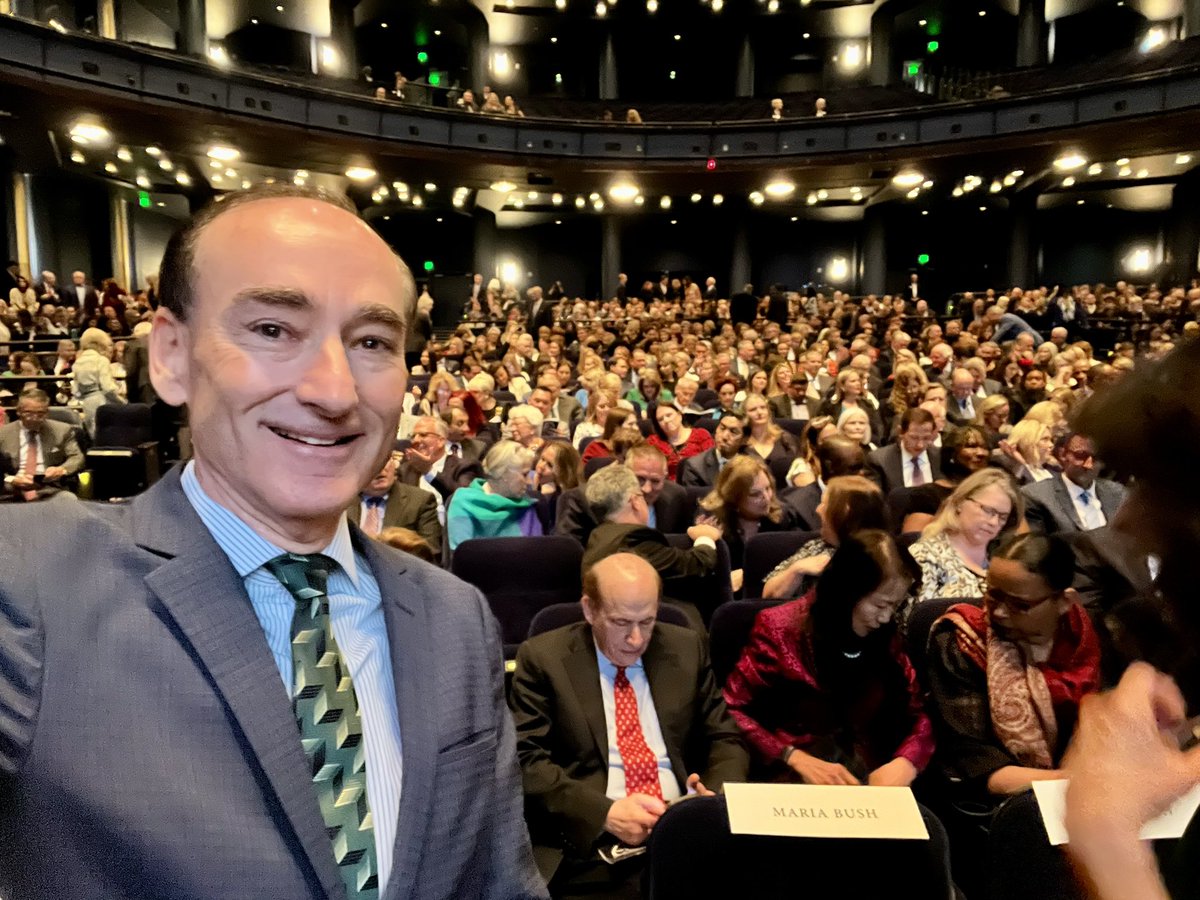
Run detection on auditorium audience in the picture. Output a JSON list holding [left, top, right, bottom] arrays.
[[741, 393, 799, 488], [1021, 431, 1126, 534], [697, 455, 794, 581], [678, 412, 745, 488], [724, 530, 932, 785]]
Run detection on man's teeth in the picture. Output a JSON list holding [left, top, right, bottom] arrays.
[[273, 428, 344, 446]]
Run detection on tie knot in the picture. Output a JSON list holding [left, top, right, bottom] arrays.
[[264, 553, 334, 603], [1079, 490, 1091, 504], [614, 666, 629, 687]]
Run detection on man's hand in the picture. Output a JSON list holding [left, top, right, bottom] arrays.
[[867, 757, 918, 787], [604, 794, 667, 846], [10, 473, 34, 489], [730, 568, 744, 593], [687, 523, 723, 543], [404, 445, 438, 475], [788, 748, 861, 785], [43, 466, 66, 482], [685, 773, 714, 797]]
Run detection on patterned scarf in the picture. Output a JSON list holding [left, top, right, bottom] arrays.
[[938, 603, 1100, 769]]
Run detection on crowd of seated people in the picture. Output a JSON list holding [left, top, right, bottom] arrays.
[[7, 256, 1200, 896]]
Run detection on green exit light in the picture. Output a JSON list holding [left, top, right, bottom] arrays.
[[917, 253, 930, 265], [429, 71, 441, 86], [137, 190, 151, 208], [927, 40, 939, 53], [423, 260, 435, 272], [417, 51, 428, 64], [907, 62, 921, 76]]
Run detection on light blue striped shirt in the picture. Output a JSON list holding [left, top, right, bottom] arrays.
[[180, 462, 403, 891]]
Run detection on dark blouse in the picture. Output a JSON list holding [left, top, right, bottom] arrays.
[[745, 432, 800, 490], [723, 595, 935, 779]]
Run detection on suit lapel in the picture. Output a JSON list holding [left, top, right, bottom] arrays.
[[1052, 478, 1086, 530], [563, 627, 608, 762], [132, 471, 347, 900], [384, 488, 414, 528], [642, 632, 686, 785], [887, 446, 904, 490], [356, 534, 435, 900]]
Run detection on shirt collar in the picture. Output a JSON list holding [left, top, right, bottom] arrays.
[[1062, 473, 1093, 502], [594, 640, 646, 675], [181, 460, 360, 587]]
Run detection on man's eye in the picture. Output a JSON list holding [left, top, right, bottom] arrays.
[[253, 322, 285, 339]]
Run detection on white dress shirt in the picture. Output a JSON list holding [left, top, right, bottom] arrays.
[[595, 645, 681, 802], [901, 449, 932, 487], [955, 395, 975, 419], [4, 429, 44, 484], [418, 452, 449, 524], [1063, 474, 1106, 530]]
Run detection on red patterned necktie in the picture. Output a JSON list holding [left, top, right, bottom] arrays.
[[613, 667, 663, 799], [362, 499, 383, 537], [22, 431, 38, 502]]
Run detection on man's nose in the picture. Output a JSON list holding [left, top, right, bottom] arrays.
[[296, 334, 358, 415]]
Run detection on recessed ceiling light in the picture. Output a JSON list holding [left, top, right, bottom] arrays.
[[906, 188, 919, 199], [555, 0, 565, 7], [990, 180, 1002, 193], [224, 168, 237, 178], [250, 18, 258, 24], [1053, 152, 1087, 171], [647, 0, 658, 10], [892, 170, 924, 188], [380, 21, 387, 28], [70, 149, 85, 164], [1062, 176, 1076, 187], [764, 180, 795, 198], [674, 33, 681, 40], [595, 1, 606, 16], [711, 0, 723, 9], [609, 181, 640, 202], [1136, 168, 1149, 178], [436, 217, 444, 223], [434, 29, 441, 35], [176, 172, 191, 186], [145, 145, 162, 157], [136, 174, 151, 188], [1119, 165, 1132, 176], [241, 179, 251, 189], [978, 9, 986, 16], [669, 219, 677, 225], [979, 206, 987, 211], [1087, 163, 1103, 175], [802, 32, 810, 38], [791, 216, 798, 222], [425, 182, 438, 192], [116, 147, 132, 162], [550, 36, 557, 42], [69, 121, 111, 145], [816, 189, 828, 200], [1077, 199, 1085, 205], [207, 145, 239, 162], [690, 192, 702, 202], [660, 196, 672, 209], [275, 4, 282, 11], [921, 210, 929, 216], [634, 195, 645, 205], [412, 195, 424, 207], [1116, 157, 1130, 166], [767, 0, 778, 11], [918, 18, 927, 26], [952, 187, 963, 197], [212, 173, 224, 183], [712, 194, 724, 205], [104, 161, 118, 174], [1176, 154, 1192, 165], [575, 196, 586, 208], [807, 192, 818, 205], [490, 180, 517, 193], [593, 198, 605, 210]]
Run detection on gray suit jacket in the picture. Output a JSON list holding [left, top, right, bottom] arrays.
[[1021, 475, 1126, 535], [0, 469, 545, 900], [346, 483, 443, 556], [0, 418, 84, 484]]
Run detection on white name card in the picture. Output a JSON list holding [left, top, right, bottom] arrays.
[[1033, 779, 1200, 846], [724, 782, 930, 840]]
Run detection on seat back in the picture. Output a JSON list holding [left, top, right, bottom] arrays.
[[527, 601, 690, 639], [742, 530, 820, 599], [904, 596, 982, 685], [663, 534, 734, 623], [94, 402, 153, 448], [693, 388, 718, 410], [708, 599, 785, 686], [451, 535, 583, 651], [645, 795, 956, 900]]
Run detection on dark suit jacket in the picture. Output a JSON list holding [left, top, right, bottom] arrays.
[[399, 454, 483, 502], [554, 481, 692, 546], [866, 443, 942, 496], [583, 522, 716, 590], [768, 393, 818, 422], [0, 468, 545, 900], [122, 336, 157, 405], [346, 483, 443, 555], [0, 419, 84, 488], [510, 621, 748, 874], [447, 437, 489, 465], [528, 298, 555, 334], [1021, 476, 1126, 535], [677, 448, 738, 488], [779, 482, 822, 531]]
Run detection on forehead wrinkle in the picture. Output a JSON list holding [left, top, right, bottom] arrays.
[[230, 286, 312, 310]]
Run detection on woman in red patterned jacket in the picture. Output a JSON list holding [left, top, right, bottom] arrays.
[[723, 529, 935, 786]]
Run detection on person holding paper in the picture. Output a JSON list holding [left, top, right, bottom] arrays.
[[926, 532, 1101, 800], [723, 530, 934, 786], [510, 553, 749, 898]]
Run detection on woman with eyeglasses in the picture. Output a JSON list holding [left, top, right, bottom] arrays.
[[926, 532, 1100, 800], [905, 469, 1023, 624]]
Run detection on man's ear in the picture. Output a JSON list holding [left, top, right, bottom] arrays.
[[149, 307, 191, 407], [580, 595, 597, 626]]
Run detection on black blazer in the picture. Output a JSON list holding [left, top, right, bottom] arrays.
[[398, 454, 483, 502], [678, 448, 723, 488], [866, 443, 942, 496], [554, 480, 692, 546], [779, 482, 822, 531], [509, 621, 748, 877]]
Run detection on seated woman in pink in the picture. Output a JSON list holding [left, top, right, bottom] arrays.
[[723, 530, 934, 785]]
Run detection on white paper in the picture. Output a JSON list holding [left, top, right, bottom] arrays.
[[1032, 779, 1200, 846], [724, 782, 930, 840]]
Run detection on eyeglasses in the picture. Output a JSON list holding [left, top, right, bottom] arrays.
[[985, 586, 1059, 615], [965, 497, 1009, 523]]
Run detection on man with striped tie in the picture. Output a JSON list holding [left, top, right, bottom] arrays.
[[0, 184, 545, 900], [347, 453, 442, 560], [510, 553, 749, 897]]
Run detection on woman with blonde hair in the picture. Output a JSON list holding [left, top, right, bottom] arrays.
[[974, 394, 1012, 448], [906, 468, 1023, 622], [73, 326, 124, 437], [571, 389, 619, 450], [1002, 419, 1055, 485], [418, 371, 459, 418], [446, 440, 541, 550], [837, 407, 875, 453], [742, 392, 800, 488]]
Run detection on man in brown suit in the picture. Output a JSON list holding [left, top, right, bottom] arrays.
[[347, 454, 442, 558], [0, 388, 84, 500]]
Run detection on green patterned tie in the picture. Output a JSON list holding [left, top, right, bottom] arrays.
[[264, 552, 379, 899]]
